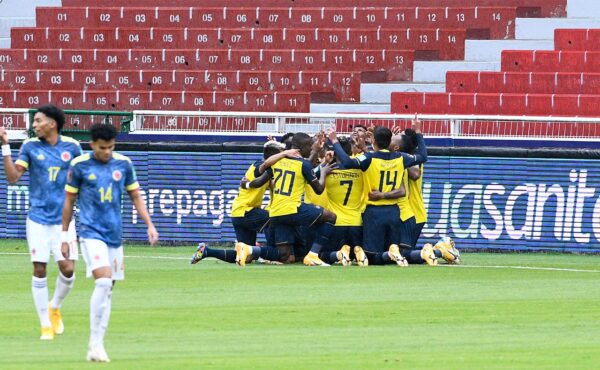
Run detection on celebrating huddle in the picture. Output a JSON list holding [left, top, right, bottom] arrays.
[[1, 105, 158, 362], [191, 121, 460, 268]]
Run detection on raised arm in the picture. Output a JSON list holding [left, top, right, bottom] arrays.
[[308, 162, 336, 195], [327, 129, 362, 169], [402, 133, 428, 168], [1, 128, 27, 184]]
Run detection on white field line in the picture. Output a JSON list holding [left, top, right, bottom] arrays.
[[1, 252, 599, 273]]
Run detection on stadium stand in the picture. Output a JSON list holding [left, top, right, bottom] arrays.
[[391, 0, 600, 117], [0, 0, 582, 114]]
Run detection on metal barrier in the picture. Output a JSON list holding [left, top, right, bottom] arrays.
[[131, 110, 600, 141]]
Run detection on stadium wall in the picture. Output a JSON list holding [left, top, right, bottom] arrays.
[[2, 146, 600, 253]]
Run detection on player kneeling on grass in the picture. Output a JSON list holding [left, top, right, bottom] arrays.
[[1, 105, 82, 340], [190, 140, 299, 265], [62, 123, 158, 363]]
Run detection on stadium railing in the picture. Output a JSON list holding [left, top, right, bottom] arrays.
[[130, 110, 600, 141]]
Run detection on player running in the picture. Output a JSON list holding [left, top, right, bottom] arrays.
[[61, 123, 158, 362], [1, 105, 81, 340]]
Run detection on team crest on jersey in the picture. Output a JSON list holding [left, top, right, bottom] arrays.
[[61, 151, 72, 162], [112, 170, 122, 181], [36, 153, 45, 161], [88, 173, 97, 180]]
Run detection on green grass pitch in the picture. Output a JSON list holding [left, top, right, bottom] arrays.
[[1, 239, 600, 369]]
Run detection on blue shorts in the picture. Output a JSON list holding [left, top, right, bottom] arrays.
[[231, 208, 269, 245], [362, 205, 400, 253], [271, 203, 324, 246], [392, 216, 416, 249], [330, 226, 363, 250], [411, 222, 425, 248]]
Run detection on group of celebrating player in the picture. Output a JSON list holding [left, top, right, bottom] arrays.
[[1, 104, 158, 362], [1, 103, 460, 363], [191, 119, 460, 268]]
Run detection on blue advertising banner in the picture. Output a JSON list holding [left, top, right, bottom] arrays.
[[2, 150, 599, 252]]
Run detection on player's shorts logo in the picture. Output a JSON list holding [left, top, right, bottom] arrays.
[[112, 170, 122, 181], [61, 151, 72, 162]]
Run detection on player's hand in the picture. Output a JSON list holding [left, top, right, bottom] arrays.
[[240, 176, 249, 188], [320, 162, 337, 176], [392, 124, 403, 135], [266, 135, 274, 142], [61, 242, 70, 259], [0, 126, 8, 145], [147, 225, 159, 246], [326, 128, 338, 144], [368, 190, 384, 201], [366, 126, 375, 143], [411, 113, 422, 133], [322, 150, 334, 164], [283, 149, 301, 158]]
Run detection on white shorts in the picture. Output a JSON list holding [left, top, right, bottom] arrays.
[[27, 218, 78, 263], [80, 238, 124, 281]]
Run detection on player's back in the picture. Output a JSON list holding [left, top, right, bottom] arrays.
[[269, 157, 312, 217], [326, 168, 364, 226], [397, 169, 415, 221], [231, 160, 269, 217], [361, 150, 405, 206]]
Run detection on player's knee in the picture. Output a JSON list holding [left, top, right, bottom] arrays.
[[321, 210, 336, 224], [276, 244, 292, 262], [32, 263, 47, 278], [58, 261, 75, 278]]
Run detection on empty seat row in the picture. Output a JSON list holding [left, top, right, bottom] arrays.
[[0, 49, 413, 80], [36, 6, 516, 39], [501, 50, 600, 73], [446, 71, 600, 94], [391, 92, 600, 116], [554, 29, 600, 52], [0, 90, 310, 112], [60, 0, 567, 18], [0, 69, 363, 102], [10, 27, 465, 59]]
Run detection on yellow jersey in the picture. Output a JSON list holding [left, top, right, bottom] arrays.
[[305, 183, 330, 209], [231, 160, 270, 217], [408, 164, 427, 224], [325, 168, 364, 226], [269, 157, 317, 217], [356, 150, 406, 206], [397, 169, 415, 221]]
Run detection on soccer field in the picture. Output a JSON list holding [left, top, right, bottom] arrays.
[[1, 240, 600, 369]]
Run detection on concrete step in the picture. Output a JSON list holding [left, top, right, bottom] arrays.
[[361, 83, 445, 103], [413, 61, 500, 82], [516, 18, 600, 40], [464, 39, 554, 61], [567, 0, 600, 18], [310, 103, 389, 114]]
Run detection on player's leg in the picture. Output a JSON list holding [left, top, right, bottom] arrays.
[[319, 226, 350, 266], [302, 205, 336, 266], [49, 221, 79, 334], [233, 208, 271, 265], [27, 218, 53, 340], [362, 206, 407, 266], [81, 238, 113, 362], [397, 217, 436, 266]]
